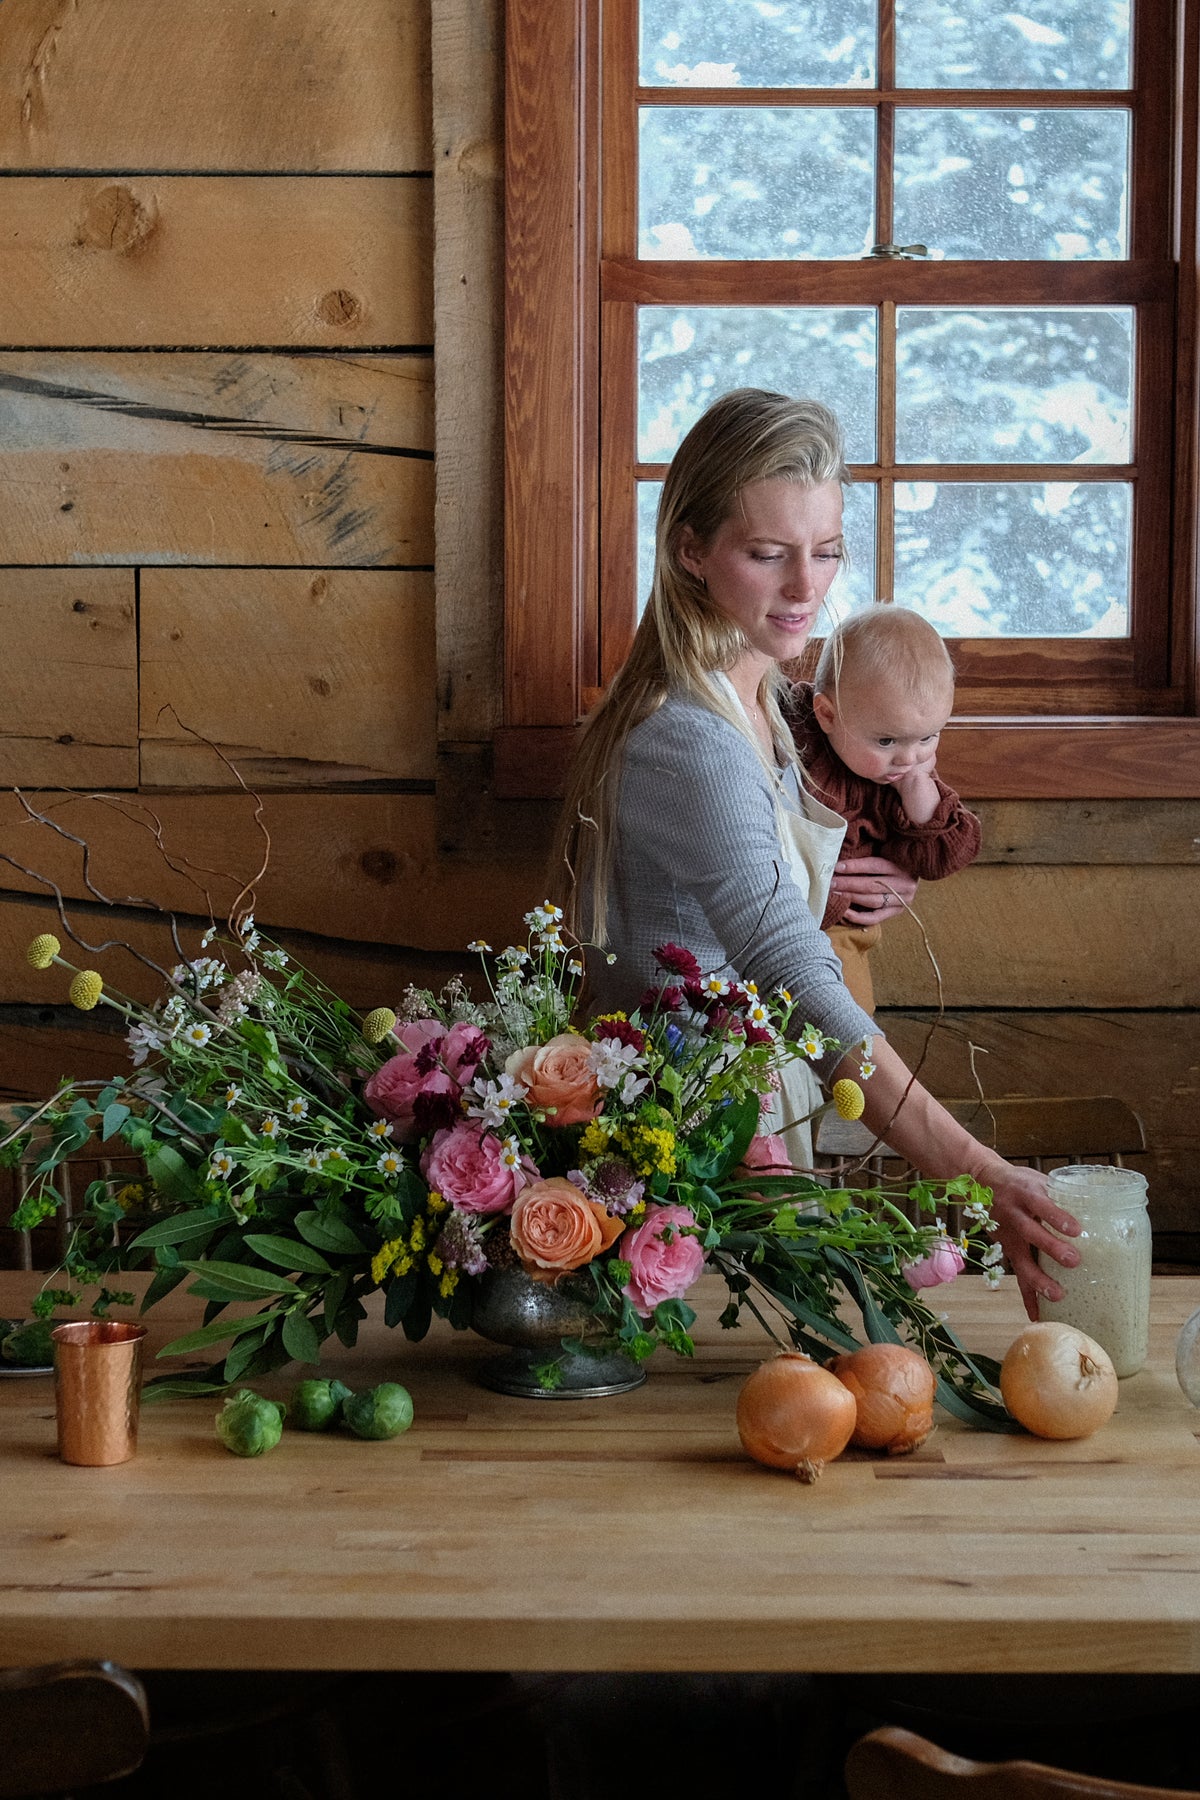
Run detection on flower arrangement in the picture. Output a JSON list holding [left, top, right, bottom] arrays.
[[5, 905, 1011, 1425]]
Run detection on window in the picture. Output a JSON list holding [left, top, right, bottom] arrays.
[[499, 0, 1200, 797]]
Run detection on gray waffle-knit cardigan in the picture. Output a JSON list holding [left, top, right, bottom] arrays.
[[585, 689, 879, 1070]]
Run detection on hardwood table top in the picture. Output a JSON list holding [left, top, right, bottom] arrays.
[[1, 1269, 1198, 1674]]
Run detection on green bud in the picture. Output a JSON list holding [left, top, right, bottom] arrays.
[[342, 1382, 413, 1441], [290, 1378, 353, 1432], [215, 1388, 286, 1457]]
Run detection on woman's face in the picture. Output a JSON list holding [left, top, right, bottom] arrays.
[[678, 477, 845, 673]]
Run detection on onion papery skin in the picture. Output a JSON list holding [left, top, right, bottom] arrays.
[[736, 1351, 857, 1483], [827, 1343, 936, 1455], [999, 1322, 1119, 1440]]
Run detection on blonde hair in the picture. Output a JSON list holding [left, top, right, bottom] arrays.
[[814, 606, 955, 715], [552, 388, 849, 943]]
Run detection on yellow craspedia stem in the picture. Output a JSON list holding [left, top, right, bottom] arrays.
[[26, 934, 61, 970], [833, 1078, 865, 1121], [69, 970, 104, 1011], [362, 1006, 398, 1045]]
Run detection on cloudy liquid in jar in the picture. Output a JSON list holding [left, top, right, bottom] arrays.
[[1037, 1165, 1150, 1377]]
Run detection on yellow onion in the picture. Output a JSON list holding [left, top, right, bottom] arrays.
[[827, 1342, 936, 1455], [736, 1350, 857, 1483], [1000, 1321, 1118, 1440]]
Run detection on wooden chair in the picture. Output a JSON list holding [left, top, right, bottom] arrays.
[[0, 1661, 148, 1797], [845, 1725, 1200, 1800]]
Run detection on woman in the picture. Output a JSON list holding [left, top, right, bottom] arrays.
[[555, 388, 1078, 1318]]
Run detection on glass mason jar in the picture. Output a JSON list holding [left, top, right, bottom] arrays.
[[1037, 1165, 1151, 1377]]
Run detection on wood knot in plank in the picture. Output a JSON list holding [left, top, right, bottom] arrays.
[[360, 848, 400, 885], [74, 185, 159, 256], [317, 288, 365, 328]]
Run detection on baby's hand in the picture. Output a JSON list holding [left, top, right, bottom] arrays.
[[891, 756, 941, 824]]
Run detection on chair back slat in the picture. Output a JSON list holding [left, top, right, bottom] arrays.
[[846, 1726, 1200, 1800]]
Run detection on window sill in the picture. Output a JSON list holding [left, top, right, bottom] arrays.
[[493, 716, 1200, 801]]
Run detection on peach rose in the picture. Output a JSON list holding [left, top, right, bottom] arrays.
[[505, 1033, 602, 1128], [510, 1178, 625, 1280]]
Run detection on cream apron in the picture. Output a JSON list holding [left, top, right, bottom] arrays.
[[719, 679, 847, 1173]]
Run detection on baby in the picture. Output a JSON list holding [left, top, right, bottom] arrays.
[[791, 606, 982, 1013]]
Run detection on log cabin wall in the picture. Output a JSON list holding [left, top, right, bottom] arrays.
[[0, 1, 1195, 1253]]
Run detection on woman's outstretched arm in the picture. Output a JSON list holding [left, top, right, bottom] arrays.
[[835, 1038, 1081, 1320]]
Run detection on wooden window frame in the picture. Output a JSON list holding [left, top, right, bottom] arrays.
[[498, 0, 1200, 800]]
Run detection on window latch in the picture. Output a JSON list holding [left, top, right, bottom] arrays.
[[866, 242, 930, 259]]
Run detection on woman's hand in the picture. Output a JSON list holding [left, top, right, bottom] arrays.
[[987, 1163, 1082, 1321], [829, 856, 917, 926]]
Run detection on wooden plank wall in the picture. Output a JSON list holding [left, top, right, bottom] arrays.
[[0, 0, 1196, 1253], [0, 0, 532, 1121]]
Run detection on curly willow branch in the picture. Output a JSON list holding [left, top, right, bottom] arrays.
[[151, 706, 272, 933]]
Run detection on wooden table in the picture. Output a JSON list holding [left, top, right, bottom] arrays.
[[1, 1271, 1198, 1674]]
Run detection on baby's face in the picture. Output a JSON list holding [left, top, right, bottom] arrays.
[[812, 677, 954, 785]]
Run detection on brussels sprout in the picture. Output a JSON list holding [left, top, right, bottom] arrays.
[[290, 1377, 353, 1432], [215, 1388, 286, 1458], [342, 1382, 414, 1441], [1, 1319, 56, 1367]]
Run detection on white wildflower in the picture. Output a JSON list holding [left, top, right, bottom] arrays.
[[981, 1241, 1005, 1268], [466, 1073, 528, 1130], [181, 1022, 213, 1049], [799, 1027, 824, 1060], [223, 1084, 241, 1105], [208, 1152, 234, 1180], [588, 1038, 645, 1090], [126, 1022, 166, 1067], [261, 947, 288, 971], [200, 926, 217, 948], [376, 1149, 403, 1176], [983, 1264, 1005, 1288], [368, 1118, 394, 1139], [859, 1060, 877, 1080], [260, 1115, 281, 1139], [285, 1096, 309, 1120], [499, 1136, 524, 1171], [303, 1150, 325, 1171], [467, 939, 492, 953], [701, 975, 729, 997], [618, 1070, 650, 1106]]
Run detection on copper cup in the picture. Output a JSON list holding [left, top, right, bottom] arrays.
[[52, 1321, 148, 1466]]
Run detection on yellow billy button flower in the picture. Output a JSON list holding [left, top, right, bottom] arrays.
[[69, 970, 104, 1011], [832, 1079, 866, 1121], [26, 934, 61, 970], [362, 1006, 397, 1045]]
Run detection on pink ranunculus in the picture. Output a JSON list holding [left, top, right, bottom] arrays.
[[393, 1018, 443, 1053], [620, 1203, 706, 1318], [364, 1050, 457, 1143], [505, 1033, 602, 1128], [440, 1021, 491, 1083], [902, 1238, 967, 1292], [420, 1120, 538, 1216]]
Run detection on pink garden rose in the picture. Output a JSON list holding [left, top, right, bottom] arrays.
[[505, 1033, 602, 1128], [420, 1119, 538, 1216], [364, 1019, 489, 1143], [510, 1178, 625, 1279], [902, 1237, 966, 1292], [621, 1203, 706, 1318]]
